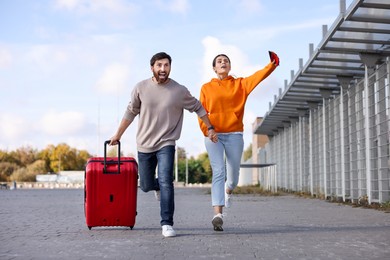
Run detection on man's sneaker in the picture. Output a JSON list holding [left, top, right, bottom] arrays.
[[225, 191, 232, 208], [162, 225, 176, 237], [154, 190, 160, 201], [212, 213, 224, 231]]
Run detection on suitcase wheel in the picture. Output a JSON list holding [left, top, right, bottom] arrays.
[[130, 226, 134, 230], [88, 226, 92, 230]]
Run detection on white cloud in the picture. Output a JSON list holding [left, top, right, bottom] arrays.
[[155, 0, 190, 14], [238, 0, 263, 13], [55, 0, 137, 14], [26, 45, 69, 73], [236, 17, 334, 42], [54, 0, 140, 29], [0, 47, 13, 68], [26, 45, 51, 69], [40, 111, 86, 136], [64, 136, 95, 152], [55, 0, 79, 10], [54, 50, 69, 63], [243, 109, 258, 145], [201, 36, 262, 84], [0, 114, 29, 139], [95, 63, 130, 94], [168, 0, 189, 14]]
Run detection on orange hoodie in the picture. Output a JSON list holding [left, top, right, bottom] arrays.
[[198, 62, 276, 136]]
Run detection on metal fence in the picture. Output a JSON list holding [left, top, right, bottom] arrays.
[[258, 165, 277, 193], [260, 58, 390, 204]]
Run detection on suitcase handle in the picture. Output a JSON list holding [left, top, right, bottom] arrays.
[[104, 140, 120, 174]]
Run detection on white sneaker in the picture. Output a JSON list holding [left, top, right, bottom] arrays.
[[212, 213, 224, 231], [154, 190, 160, 201], [225, 191, 232, 208], [162, 225, 176, 237]]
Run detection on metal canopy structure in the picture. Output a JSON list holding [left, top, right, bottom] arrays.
[[254, 0, 390, 136]]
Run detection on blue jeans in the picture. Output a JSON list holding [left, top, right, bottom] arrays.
[[205, 133, 244, 206], [138, 145, 175, 226]]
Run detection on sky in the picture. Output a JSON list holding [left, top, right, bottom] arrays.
[[0, 0, 354, 158]]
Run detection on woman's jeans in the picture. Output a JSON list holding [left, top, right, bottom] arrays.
[[138, 145, 175, 226], [205, 133, 244, 207]]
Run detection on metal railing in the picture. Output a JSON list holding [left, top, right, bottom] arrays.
[[261, 58, 390, 204]]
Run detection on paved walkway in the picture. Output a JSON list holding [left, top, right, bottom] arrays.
[[1, 187, 389, 259]]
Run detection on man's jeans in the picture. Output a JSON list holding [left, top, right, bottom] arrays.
[[138, 145, 175, 226]]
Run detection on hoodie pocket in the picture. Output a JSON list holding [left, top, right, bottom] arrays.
[[209, 112, 239, 132]]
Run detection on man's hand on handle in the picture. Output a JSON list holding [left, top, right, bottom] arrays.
[[109, 136, 120, 146]]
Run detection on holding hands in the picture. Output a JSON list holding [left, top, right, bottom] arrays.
[[208, 127, 218, 143]]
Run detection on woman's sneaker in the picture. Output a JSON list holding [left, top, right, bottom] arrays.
[[212, 213, 224, 231], [162, 225, 176, 237]]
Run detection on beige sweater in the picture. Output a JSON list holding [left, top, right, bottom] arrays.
[[123, 78, 206, 153]]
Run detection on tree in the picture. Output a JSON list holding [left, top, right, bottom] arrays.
[[76, 150, 91, 169], [50, 143, 72, 172], [14, 146, 38, 166], [243, 143, 252, 161], [175, 147, 211, 183], [197, 152, 212, 181], [38, 144, 56, 172], [39, 143, 91, 173], [48, 143, 90, 172], [176, 147, 186, 160], [27, 160, 48, 175], [107, 146, 123, 158], [188, 158, 209, 183], [176, 147, 187, 182], [10, 168, 36, 182], [0, 162, 20, 181], [177, 159, 186, 182], [177, 152, 212, 184], [0, 144, 92, 181]]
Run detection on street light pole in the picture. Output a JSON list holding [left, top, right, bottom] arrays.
[[58, 153, 61, 173], [185, 155, 188, 185], [175, 146, 178, 182]]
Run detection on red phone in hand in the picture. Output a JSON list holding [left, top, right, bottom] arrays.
[[269, 51, 280, 66]]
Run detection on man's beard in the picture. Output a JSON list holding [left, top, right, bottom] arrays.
[[153, 71, 169, 84]]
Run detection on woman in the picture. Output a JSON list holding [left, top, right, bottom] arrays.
[[198, 51, 279, 231]]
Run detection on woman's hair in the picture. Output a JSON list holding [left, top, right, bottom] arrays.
[[212, 54, 231, 67], [150, 52, 172, 66]]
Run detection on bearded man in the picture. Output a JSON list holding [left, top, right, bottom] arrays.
[[109, 52, 217, 237]]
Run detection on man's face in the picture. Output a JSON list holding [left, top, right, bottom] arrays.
[[151, 58, 171, 84]]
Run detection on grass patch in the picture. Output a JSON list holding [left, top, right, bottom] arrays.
[[232, 184, 282, 196], [205, 184, 281, 196], [347, 200, 390, 213], [206, 185, 390, 213], [292, 191, 390, 213]]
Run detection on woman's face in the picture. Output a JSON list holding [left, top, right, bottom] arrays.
[[213, 55, 231, 75]]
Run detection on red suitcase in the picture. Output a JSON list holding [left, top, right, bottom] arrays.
[[84, 140, 138, 230]]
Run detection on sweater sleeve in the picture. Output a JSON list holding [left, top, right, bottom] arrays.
[[182, 87, 207, 117], [123, 86, 140, 123], [197, 87, 209, 136], [242, 62, 277, 95]]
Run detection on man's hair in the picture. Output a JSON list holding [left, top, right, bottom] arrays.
[[212, 54, 230, 67], [150, 52, 172, 66]]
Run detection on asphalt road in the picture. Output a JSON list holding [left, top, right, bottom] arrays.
[[1, 187, 389, 259]]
